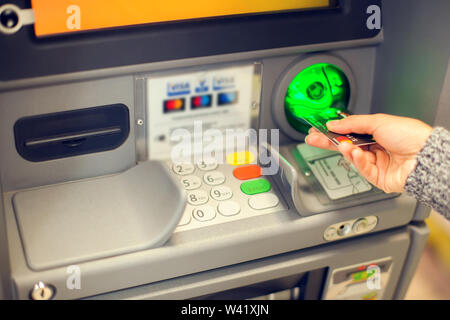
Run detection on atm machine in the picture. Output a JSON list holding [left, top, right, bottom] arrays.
[[0, 0, 449, 300]]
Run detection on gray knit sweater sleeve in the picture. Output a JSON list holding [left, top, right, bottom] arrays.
[[405, 127, 450, 218]]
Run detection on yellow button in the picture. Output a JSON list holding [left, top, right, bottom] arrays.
[[226, 151, 255, 166]]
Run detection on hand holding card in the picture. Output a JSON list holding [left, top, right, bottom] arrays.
[[305, 113, 433, 194], [301, 111, 376, 147]]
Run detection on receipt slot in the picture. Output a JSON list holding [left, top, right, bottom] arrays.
[[1, 0, 447, 300]]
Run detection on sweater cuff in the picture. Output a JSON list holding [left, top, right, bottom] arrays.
[[405, 127, 450, 218]]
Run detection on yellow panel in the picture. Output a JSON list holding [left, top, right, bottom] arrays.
[[31, 0, 330, 37], [427, 212, 450, 271]]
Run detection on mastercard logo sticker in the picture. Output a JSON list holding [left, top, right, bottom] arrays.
[[164, 98, 185, 113], [335, 136, 353, 144]]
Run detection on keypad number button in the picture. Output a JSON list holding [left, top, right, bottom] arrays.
[[218, 201, 241, 217], [248, 193, 279, 210], [187, 190, 209, 205], [210, 186, 233, 201], [197, 159, 218, 171], [172, 163, 195, 176], [180, 176, 202, 190], [203, 171, 226, 186], [192, 206, 216, 222]]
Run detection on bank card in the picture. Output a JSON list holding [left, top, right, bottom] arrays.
[[303, 111, 376, 146]]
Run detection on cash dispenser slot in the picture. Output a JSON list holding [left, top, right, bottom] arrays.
[[14, 103, 130, 162]]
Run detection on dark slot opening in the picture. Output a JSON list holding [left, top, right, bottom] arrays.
[[14, 104, 130, 162]]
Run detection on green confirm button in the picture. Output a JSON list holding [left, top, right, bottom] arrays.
[[240, 179, 271, 195]]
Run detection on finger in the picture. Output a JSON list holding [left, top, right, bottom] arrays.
[[360, 145, 370, 152], [308, 127, 320, 134], [351, 147, 379, 186], [305, 133, 338, 151], [337, 141, 356, 162], [369, 144, 390, 171], [372, 146, 391, 190], [326, 114, 386, 135], [364, 148, 377, 164], [369, 143, 385, 154], [360, 146, 378, 163]]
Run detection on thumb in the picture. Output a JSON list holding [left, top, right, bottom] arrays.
[[337, 140, 357, 163], [327, 114, 385, 135]]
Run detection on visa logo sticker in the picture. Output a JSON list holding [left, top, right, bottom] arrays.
[[213, 76, 235, 91], [167, 81, 190, 96], [195, 77, 209, 94]]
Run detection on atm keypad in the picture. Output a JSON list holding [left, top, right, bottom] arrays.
[[170, 151, 287, 232]]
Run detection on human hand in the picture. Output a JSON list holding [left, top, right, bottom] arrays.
[[305, 114, 433, 193]]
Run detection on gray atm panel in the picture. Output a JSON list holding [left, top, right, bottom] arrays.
[[12, 161, 185, 271], [86, 225, 418, 300]]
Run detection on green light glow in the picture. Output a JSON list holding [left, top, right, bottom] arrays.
[[284, 63, 350, 133]]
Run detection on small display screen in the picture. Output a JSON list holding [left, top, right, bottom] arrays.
[[31, 0, 331, 37]]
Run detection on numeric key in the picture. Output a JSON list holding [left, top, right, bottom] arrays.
[[187, 190, 209, 205], [203, 171, 225, 185], [210, 186, 233, 201], [180, 175, 202, 190], [192, 206, 216, 222], [172, 163, 195, 176], [196, 158, 218, 171]]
